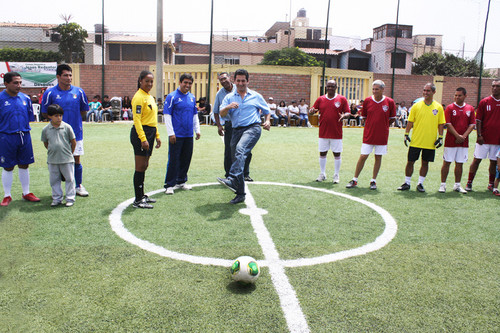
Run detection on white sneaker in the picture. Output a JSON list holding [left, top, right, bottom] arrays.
[[65, 201, 74, 207], [76, 185, 89, 197], [332, 174, 339, 184], [283, 124, 287, 128], [438, 184, 446, 193], [278, 124, 281, 127], [316, 174, 326, 182], [453, 184, 467, 194], [165, 187, 174, 195], [173, 183, 192, 190], [307, 123, 312, 128]]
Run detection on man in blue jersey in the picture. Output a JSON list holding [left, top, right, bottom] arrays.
[[0, 72, 40, 206], [213, 72, 252, 181], [217, 69, 271, 204], [41, 64, 90, 197], [163, 73, 201, 195]]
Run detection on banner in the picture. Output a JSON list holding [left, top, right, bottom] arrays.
[[0, 62, 57, 88]]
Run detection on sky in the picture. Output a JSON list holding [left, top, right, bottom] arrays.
[[3, 0, 500, 68]]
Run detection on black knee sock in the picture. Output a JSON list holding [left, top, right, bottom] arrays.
[[133, 171, 145, 202]]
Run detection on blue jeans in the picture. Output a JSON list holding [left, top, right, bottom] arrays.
[[299, 114, 309, 126], [164, 137, 194, 188], [229, 123, 261, 195], [270, 114, 279, 126], [278, 115, 288, 126], [224, 121, 251, 178], [86, 110, 98, 122]]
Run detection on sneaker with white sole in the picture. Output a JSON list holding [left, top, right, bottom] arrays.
[[316, 174, 326, 182], [75, 185, 89, 197], [332, 174, 339, 184], [465, 182, 473, 192], [438, 184, 446, 193], [369, 181, 377, 190], [65, 201, 74, 207], [173, 183, 192, 190], [346, 179, 357, 188], [416, 183, 426, 192], [133, 198, 153, 209], [164, 187, 174, 195], [51, 200, 62, 207], [453, 184, 467, 194]]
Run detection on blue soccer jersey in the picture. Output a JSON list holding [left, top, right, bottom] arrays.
[[0, 91, 34, 133], [164, 88, 198, 138], [41, 85, 89, 141]]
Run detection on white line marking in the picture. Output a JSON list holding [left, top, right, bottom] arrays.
[[109, 182, 397, 268], [240, 185, 310, 333]]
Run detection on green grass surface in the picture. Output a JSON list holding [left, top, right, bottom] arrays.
[[1, 122, 498, 332]]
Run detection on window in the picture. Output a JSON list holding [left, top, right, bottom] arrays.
[[122, 44, 155, 61], [214, 55, 239, 65], [109, 44, 120, 60], [306, 29, 312, 40], [391, 52, 406, 69], [313, 29, 322, 40], [425, 37, 436, 46]]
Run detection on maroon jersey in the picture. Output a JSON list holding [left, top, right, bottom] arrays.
[[361, 96, 396, 145], [476, 96, 500, 145], [313, 94, 349, 139], [444, 103, 475, 148]]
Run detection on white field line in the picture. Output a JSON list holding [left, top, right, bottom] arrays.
[[240, 185, 310, 333]]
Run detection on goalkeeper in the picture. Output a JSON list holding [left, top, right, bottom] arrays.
[[397, 83, 445, 193]]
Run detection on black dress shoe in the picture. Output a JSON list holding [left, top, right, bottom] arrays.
[[217, 177, 237, 193], [230, 195, 246, 204], [244, 176, 254, 182]]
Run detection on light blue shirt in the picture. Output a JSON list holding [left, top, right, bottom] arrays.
[[213, 84, 236, 125], [220, 88, 270, 128]]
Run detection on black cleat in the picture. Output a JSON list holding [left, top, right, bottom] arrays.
[[230, 195, 246, 204], [397, 183, 410, 191], [217, 177, 237, 193]]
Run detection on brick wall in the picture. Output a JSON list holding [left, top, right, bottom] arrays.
[[249, 73, 312, 105]]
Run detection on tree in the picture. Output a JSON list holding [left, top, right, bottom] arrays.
[[55, 22, 88, 63], [259, 47, 322, 67], [0, 47, 62, 62], [412, 52, 489, 77]]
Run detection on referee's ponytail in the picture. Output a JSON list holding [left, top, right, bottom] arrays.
[[137, 70, 153, 89]]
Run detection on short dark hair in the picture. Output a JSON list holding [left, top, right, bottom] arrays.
[[218, 72, 229, 78], [456, 87, 467, 95], [291, 100, 297, 104], [3, 72, 21, 84], [234, 69, 249, 81], [93, 95, 99, 99], [103, 95, 109, 99], [47, 104, 64, 116], [56, 64, 72, 76], [137, 70, 153, 89], [180, 73, 194, 83]]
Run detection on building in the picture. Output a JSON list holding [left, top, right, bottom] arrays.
[[364, 24, 414, 75], [413, 34, 443, 59]]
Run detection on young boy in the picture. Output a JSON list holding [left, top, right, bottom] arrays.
[[41, 104, 77, 207], [493, 147, 500, 197]]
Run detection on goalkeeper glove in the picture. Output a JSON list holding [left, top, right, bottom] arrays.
[[404, 134, 411, 147], [434, 136, 443, 149]]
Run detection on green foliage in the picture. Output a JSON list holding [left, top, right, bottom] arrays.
[[56, 22, 88, 63], [0, 47, 63, 62], [259, 47, 322, 67], [412, 52, 490, 77]]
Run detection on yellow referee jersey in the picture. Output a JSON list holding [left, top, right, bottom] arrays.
[[408, 100, 445, 150], [132, 88, 159, 142]]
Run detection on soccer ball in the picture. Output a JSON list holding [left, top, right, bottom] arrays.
[[230, 256, 260, 284]]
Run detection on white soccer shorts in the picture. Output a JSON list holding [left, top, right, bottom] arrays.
[[443, 147, 468, 163], [318, 138, 343, 153], [74, 140, 84, 156], [473, 143, 499, 161], [360, 143, 387, 156]]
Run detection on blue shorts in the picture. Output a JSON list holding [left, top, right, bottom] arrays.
[[0, 132, 35, 168]]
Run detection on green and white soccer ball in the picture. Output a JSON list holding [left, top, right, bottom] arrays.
[[230, 256, 260, 284]]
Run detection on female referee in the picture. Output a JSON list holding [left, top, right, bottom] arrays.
[[130, 71, 161, 208]]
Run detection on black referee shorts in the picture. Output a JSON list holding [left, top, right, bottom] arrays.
[[408, 146, 435, 162], [130, 125, 157, 157]]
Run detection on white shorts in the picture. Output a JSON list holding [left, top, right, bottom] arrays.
[[74, 140, 84, 156], [443, 147, 468, 163], [319, 138, 343, 153], [473, 143, 500, 160], [360, 143, 387, 155]]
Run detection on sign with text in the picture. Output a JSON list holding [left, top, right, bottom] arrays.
[[0, 62, 57, 88]]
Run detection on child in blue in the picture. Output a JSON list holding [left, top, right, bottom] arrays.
[[493, 147, 500, 197], [0, 72, 40, 207], [41, 64, 90, 197], [41, 104, 77, 207]]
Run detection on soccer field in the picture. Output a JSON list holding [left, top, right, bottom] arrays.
[[1, 122, 498, 332]]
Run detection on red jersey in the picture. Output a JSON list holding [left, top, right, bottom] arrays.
[[361, 95, 396, 145], [476, 96, 500, 145], [444, 103, 475, 148], [313, 94, 349, 139]]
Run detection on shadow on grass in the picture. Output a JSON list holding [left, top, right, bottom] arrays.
[[195, 201, 242, 221], [13, 195, 57, 212], [226, 281, 257, 294]]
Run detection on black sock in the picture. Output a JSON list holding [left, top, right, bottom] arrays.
[[133, 171, 145, 202]]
